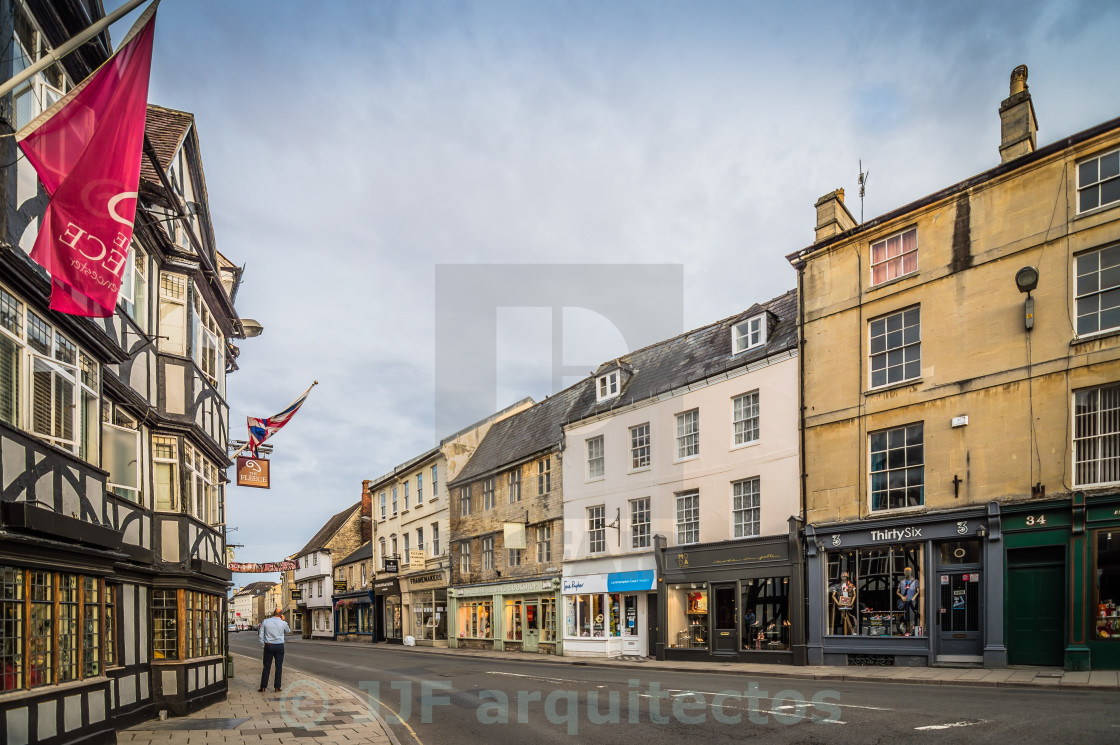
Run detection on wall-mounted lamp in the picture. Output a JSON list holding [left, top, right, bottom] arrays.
[[977, 526, 988, 539], [1015, 266, 1039, 330]]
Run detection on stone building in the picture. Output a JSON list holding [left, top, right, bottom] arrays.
[[367, 398, 532, 645], [0, 3, 257, 740], [447, 387, 592, 655], [332, 542, 373, 642], [292, 502, 367, 639], [561, 291, 804, 663], [788, 66, 1120, 669]]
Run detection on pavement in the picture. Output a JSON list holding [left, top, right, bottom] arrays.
[[120, 653, 398, 745], [287, 637, 1120, 691]]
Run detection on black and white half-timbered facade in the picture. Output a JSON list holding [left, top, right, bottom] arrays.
[[0, 3, 254, 742]]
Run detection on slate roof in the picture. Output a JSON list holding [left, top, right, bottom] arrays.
[[338, 541, 373, 567], [233, 581, 275, 598], [448, 289, 798, 486], [141, 104, 193, 184], [296, 503, 360, 557], [448, 383, 592, 487], [568, 288, 799, 424]]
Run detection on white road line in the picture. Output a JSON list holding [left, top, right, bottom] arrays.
[[666, 690, 891, 712], [915, 720, 986, 731]]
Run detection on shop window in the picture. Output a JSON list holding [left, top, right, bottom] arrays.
[[622, 595, 639, 637], [741, 577, 790, 651], [565, 594, 613, 638], [667, 584, 708, 650], [57, 575, 78, 683], [1095, 530, 1120, 640], [82, 577, 100, 678], [385, 596, 401, 638], [457, 599, 492, 639], [1, 568, 22, 690], [539, 597, 556, 642], [939, 540, 981, 566], [505, 599, 524, 641], [826, 545, 924, 637], [152, 589, 178, 659]]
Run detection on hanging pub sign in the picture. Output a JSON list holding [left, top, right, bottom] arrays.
[[290, 589, 303, 600], [228, 561, 298, 573], [334, 580, 348, 593], [384, 559, 399, 574], [236, 456, 270, 489]]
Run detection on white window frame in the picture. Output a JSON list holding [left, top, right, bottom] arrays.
[[675, 490, 699, 545], [507, 548, 522, 566], [380, 491, 387, 519], [732, 391, 760, 447], [432, 523, 440, 556], [676, 409, 699, 460], [416, 527, 424, 554], [404, 481, 410, 509], [630, 497, 650, 549], [102, 410, 142, 505], [482, 536, 494, 571], [152, 435, 179, 512], [431, 465, 438, 498], [732, 478, 760, 538], [1075, 245, 1120, 337], [158, 273, 188, 356], [1074, 383, 1120, 487], [732, 315, 766, 354], [392, 485, 398, 515], [630, 423, 650, 470], [536, 524, 552, 563], [587, 435, 605, 479], [869, 227, 918, 286], [191, 290, 224, 393], [588, 505, 606, 553], [869, 306, 921, 389], [1078, 147, 1120, 214], [417, 472, 423, 501], [869, 423, 925, 512], [596, 370, 620, 402]]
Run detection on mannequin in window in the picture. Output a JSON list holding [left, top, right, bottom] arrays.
[[896, 567, 919, 634], [832, 572, 856, 635]]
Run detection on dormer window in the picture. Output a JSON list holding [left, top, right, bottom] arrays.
[[597, 370, 620, 402], [732, 315, 767, 354]]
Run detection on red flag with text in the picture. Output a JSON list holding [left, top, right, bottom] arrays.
[[16, 3, 157, 317]]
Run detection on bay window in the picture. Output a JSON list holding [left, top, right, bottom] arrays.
[[192, 292, 224, 392], [152, 435, 179, 512]]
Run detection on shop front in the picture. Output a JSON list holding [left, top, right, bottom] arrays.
[[333, 590, 375, 643], [659, 524, 804, 664], [448, 577, 561, 655], [401, 569, 450, 647], [373, 578, 403, 644], [805, 505, 1004, 667], [1002, 491, 1120, 670], [562, 557, 658, 658]]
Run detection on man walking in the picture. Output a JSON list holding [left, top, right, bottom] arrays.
[[258, 608, 290, 692]]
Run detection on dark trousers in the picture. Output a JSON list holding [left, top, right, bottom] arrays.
[[260, 643, 285, 690]]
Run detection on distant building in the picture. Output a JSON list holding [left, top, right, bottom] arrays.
[[332, 541, 373, 642], [292, 503, 366, 639]]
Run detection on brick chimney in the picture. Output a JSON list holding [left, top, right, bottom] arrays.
[[999, 64, 1037, 163], [360, 479, 372, 544], [814, 188, 857, 242]]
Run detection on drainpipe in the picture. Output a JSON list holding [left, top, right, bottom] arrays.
[[797, 263, 810, 665]]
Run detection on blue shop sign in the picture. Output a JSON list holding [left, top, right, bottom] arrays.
[[607, 570, 656, 592]]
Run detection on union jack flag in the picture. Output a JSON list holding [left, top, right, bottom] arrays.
[[247, 381, 318, 456]]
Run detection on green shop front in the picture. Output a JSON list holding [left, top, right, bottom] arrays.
[[1001, 491, 1120, 670], [447, 577, 561, 655]]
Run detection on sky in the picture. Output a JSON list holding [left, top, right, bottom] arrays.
[[102, 0, 1120, 588]]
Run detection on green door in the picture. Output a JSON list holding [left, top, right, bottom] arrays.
[[1007, 547, 1065, 666]]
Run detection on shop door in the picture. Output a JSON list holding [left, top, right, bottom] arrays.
[[713, 584, 738, 655], [647, 592, 659, 657], [937, 572, 982, 657], [524, 600, 540, 652], [1007, 547, 1065, 666]]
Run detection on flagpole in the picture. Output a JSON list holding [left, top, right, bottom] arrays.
[[0, 0, 152, 99]]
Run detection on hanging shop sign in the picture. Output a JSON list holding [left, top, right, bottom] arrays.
[[334, 581, 348, 593], [408, 549, 427, 567], [236, 456, 270, 489], [290, 589, 303, 600], [383, 559, 400, 574], [228, 561, 298, 572]]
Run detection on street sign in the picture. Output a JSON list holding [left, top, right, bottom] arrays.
[[236, 457, 270, 489]]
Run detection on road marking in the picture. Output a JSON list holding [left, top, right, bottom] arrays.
[[665, 690, 891, 712], [915, 720, 986, 731], [486, 671, 604, 687]]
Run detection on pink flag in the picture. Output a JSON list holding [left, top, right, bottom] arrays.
[[16, 3, 158, 317]]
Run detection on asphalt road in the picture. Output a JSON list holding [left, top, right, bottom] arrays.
[[230, 634, 1120, 745]]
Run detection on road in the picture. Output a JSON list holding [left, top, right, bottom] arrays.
[[230, 634, 1120, 745]]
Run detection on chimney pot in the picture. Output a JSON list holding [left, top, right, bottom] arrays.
[[814, 188, 857, 242], [999, 64, 1037, 163]]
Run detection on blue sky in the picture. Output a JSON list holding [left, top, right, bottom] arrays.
[[104, 0, 1120, 587]]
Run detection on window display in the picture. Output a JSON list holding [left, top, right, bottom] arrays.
[[505, 599, 523, 640], [412, 590, 447, 641], [457, 599, 492, 639], [668, 584, 708, 649], [741, 577, 790, 651], [827, 544, 924, 637], [565, 594, 610, 637], [1096, 530, 1120, 640], [541, 597, 557, 642], [384, 596, 402, 638]]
